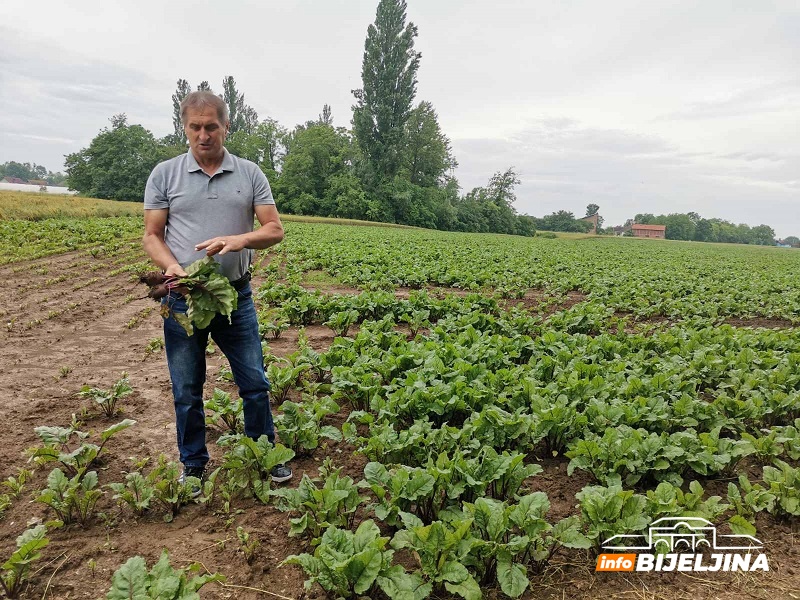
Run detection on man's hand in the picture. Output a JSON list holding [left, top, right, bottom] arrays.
[[165, 263, 188, 277], [195, 235, 247, 257]]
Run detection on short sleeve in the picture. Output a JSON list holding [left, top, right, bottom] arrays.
[[144, 163, 169, 209], [252, 166, 276, 206]]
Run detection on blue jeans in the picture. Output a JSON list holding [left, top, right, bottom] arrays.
[[162, 283, 274, 468]]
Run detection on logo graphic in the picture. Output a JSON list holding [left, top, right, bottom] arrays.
[[596, 517, 769, 573]]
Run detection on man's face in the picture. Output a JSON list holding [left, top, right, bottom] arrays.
[[184, 106, 228, 162]]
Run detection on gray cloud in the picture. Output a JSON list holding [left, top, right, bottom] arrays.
[[0, 26, 163, 168], [453, 119, 799, 235], [657, 79, 800, 121], [0, 1, 797, 236]]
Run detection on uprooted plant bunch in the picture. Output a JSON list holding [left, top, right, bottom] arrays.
[[139, 256, 238, 336]]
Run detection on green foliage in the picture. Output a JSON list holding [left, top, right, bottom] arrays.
[[352, 0, 421, 186], [173, 257, 239, 334], [123, 455, 202, 522], [36, 468, 103, 526], [222, 437, 295, 503], [0, 525, 49, 598], [762, 459, 800, 517], [236, 527, 260, 564], [567, 426, 684, 487], [0, 216, 143, 264], [257, 308, 289, 339], [635, 212, 777, 245], [454, 168, 533, 236], [533, 210, 592, 233], [766, 420, 800, 460], [222, 75, 258, 135], [79, 372, 132, 418], [362, 449, 542, 526], [283, 520, 419, 599], [644, 481, 729, 522], [144, 337, 165, 356], [456, 494, 590, 597], [323, 309, 360, 337], [402, 101, 457, 188], [29, 418, 136, 478], [576, 485, 649, 550], [266, 361, 310, 404], [274, 395, 341, 456], [226, 117, 287, 172], [2, 468, 32, 499], [170, 78, 192, 145], [567, 425, 755, 486], [204, 389, 244, 434], [391, 515, 479, 600], [727, 474, 775, 520], [65, 114, 167, 201], [275, 124, 359, 216], [271, 460, 366, 543], [0, 160, 65, 185], [346, 418, 464, 467], [672, 427, 754, 477], [108, 471, 155, 516], [400, 309, 430, 337], [106, 550, 224, 599]]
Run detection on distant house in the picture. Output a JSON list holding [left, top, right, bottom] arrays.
[[631, 224, 666, 239], [1, 176, 27, 184], [28, 179, 48, 186], [580, 213, 599, 234]]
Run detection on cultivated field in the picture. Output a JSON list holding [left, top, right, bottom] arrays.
[[1, 203, 799, 599]]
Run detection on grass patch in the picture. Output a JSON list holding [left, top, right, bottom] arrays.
[[301, 269, 341, 287], [0, 190, 143, 220]]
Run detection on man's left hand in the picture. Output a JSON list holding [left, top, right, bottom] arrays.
[[195, 235, 247, 256]]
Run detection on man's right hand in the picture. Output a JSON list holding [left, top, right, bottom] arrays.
[[165, 263, 188, 278]]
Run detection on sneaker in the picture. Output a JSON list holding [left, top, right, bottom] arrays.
[[270, 463, 293, 483], [179, 466, 205, 498]]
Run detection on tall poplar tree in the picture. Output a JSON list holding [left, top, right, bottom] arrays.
[[171, 78, 192, 144], [352, 0, 421, 185], [402, 101, 457, 187], [222, 75, 258, 134]]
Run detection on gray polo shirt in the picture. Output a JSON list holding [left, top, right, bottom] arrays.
[[144, 149, 275, 281]]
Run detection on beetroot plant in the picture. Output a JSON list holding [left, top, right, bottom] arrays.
[[0, 525, 49, 599], [79, 373, 132, 418], [139, 257, 238, 336]]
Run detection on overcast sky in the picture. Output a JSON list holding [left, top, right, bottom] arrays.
[[1, 0, 798, 235]]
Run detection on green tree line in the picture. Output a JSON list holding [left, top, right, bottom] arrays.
[[59, 0, 791, 244], [63, 0, 535, 237], [0, 161, 66, 186], [633, 212, 776, 245]]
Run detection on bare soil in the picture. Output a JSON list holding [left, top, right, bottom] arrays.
[[0, 252, 797, 599]]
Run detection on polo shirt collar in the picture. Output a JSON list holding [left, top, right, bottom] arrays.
[[186, 148, 236, 173]]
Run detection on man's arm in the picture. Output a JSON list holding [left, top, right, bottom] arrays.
[[142, 209, 187, 276], [195, 204, 284, 257]]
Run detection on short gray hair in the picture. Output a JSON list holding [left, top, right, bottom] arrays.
[[180, 91, 229, 125]]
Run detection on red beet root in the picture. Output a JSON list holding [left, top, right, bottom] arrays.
[[139, 271, 166, 287], [148, 283, 170, 299]]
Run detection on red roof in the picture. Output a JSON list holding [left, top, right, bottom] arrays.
[[632, 224, 666, 231]]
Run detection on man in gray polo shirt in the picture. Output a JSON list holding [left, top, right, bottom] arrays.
[[143, 90, 292, 487]]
